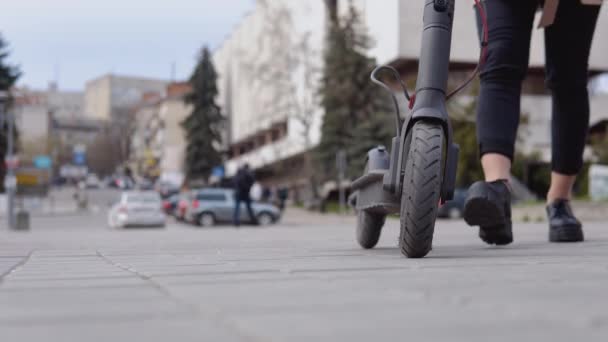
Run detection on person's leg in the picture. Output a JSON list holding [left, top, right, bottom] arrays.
[[476, 0, 538, 174], [233, 198, 241, 226], [544, 1, 600, 242], [481, 154, 511, 182], [465, 0, 538, 245], [245, 197, 257, 224], [545, 1, 600, 202]]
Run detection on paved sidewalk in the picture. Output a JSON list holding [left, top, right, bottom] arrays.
[[1, 213, 608, 341]]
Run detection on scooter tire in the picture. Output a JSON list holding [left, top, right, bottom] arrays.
[[399, 121, 445, 258], [356, 210, 386, 249]]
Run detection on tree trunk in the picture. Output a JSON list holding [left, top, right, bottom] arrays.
[[325, 0, 338, 24]]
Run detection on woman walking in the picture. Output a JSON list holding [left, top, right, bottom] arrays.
[[463, 0, 602, 244]]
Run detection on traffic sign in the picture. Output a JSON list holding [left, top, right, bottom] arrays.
[[73, 152, 86, 166], [33, 155, 52, 169], [4, 155, 19, 170]]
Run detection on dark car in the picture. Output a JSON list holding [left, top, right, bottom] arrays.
[[162, 194, 180, 215], [437, 188, 468, 219]]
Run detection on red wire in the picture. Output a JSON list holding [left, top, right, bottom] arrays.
[[410, 0, 489, 109]]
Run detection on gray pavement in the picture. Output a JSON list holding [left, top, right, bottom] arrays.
[[1, 206, 608, 341]]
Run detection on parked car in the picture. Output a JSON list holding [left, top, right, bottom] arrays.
[[186, 188, 281, 227], [158, 182, 180, 199], [85, 173, 101, 189], [107, 191, 166, 228], [175, 191, 195, 221], [138, 178, 155, 191], [437, 188, 468, 219], [113, 176, 134, 190], [162, 194, 180, 215]]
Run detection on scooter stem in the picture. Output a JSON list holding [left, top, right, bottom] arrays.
[[411, 0, 454, 114]]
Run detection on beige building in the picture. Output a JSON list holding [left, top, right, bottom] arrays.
[[84, 74, 168, 121], [129, 94, 162, 178], [129, 83, 191, 185], [158, 84, 192, 184], [12, 84, 85, 161]]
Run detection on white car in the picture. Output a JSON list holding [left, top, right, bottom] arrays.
[[108, 191, 166, 228], [85, 173, 101, 189]]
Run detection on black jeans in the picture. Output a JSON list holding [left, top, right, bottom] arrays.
[[477, 0, 600, 175], [233, 194, 257, 226]]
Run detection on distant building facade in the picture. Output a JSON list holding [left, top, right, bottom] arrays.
[[12, 84, 85, 163], [214, 0, 326, 199], [129, 82, 192, 185], [84, 74, 168, 121]]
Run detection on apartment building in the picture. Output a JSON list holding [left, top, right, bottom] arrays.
[[214, 0, 326, 193], [129, 82, 192, 185]]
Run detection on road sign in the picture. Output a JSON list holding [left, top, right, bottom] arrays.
[[4, 155, 19, 170], [73, 151, 86, 166], [33, 155, 52, 169], [212, 166, 225, 178]]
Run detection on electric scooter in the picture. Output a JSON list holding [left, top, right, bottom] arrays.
[[351, 0, 488, 258]]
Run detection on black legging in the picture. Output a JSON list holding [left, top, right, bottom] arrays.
[[476, 0, 601, 175]]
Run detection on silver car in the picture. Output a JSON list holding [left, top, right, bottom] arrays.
[[186, 188, 281, 226], [108, 191, 166, 228]]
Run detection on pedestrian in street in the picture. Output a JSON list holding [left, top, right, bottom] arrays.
[[464, 0, 602, 245], [233, 164, 258, 226], [277, 186, 289, 212], [262, 186, 272, 203]]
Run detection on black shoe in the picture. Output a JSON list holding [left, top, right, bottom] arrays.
[[546, 199, 584, 243], [463, 180, 513, 246]]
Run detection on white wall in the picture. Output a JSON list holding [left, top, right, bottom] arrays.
[[214, 0, 326, 176]]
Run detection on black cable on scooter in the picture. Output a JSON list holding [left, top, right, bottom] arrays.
[[406, 0, 489, 108], [370, 65, 412, 137], [371, 0, 489, 125], [446, 0, 489, 100]]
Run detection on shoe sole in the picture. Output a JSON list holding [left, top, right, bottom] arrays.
[[549, 225, 584, 243], [463, 196, 505, 227], [479, 225, 513, 246], [464, 196, 513, 246]]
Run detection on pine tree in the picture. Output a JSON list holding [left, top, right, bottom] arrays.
[[181, 47, 224, 183], [317, 4, 393, 179], [0, 34, 21, 193]]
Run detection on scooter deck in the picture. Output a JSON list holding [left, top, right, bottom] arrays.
[[351, 170, 400, 215]]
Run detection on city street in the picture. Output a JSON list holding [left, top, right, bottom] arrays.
[[1, 191, 608, 341]]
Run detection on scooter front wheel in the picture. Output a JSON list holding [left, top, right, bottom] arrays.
[[399, 121, 445, 258], [356, 210, 386, 249]]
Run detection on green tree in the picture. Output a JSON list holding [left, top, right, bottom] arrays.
[[0, 34, 21, 193], [181, 47, 224, 183], [450, 95, 484, 187], [591, 135, 608, 165], [317, 3, 393, 179]]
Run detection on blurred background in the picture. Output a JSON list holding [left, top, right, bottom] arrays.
[[1, 0, 608, 229]]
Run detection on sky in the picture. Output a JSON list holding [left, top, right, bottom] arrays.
[[0, 0, 255, 91]]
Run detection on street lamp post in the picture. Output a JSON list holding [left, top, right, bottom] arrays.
[[0, 90, 16, 229]]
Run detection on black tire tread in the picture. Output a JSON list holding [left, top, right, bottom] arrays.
[[399, 121, 444, 258], [357, 211, 386, 249]]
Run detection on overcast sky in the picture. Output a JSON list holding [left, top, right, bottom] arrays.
[[0, 0, 255, 91]]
